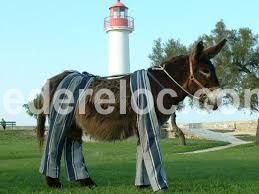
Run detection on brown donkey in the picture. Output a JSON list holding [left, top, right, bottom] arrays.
[[36, 39, 227, 188]]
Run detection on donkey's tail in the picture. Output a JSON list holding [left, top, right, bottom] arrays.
[[35, 71, 73, 150], [37, 112, 46, 149], [35, 94, 46, 150]]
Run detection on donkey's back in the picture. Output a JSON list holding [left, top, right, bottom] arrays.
[[75, 74, 137, 141], [37, 71, 137, 145]]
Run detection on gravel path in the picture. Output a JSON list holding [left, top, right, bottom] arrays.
[[179, 128, 252, 154]]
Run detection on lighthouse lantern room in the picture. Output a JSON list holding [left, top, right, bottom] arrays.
[[104, 0, 134, 76]]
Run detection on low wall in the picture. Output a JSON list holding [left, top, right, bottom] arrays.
[[234, 120, 258, 133], [185, 120, 257, 133], [164, 120, 258, 138]]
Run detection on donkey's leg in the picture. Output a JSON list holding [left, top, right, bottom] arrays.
[[64, 137, 96, 189], [137, 126, 168, 192], [39, 124, 68, 188], [39, 118, 70, 188], [135, 139, 150, 188]]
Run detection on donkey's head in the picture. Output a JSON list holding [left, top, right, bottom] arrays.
[[188, 39, 227, 110]]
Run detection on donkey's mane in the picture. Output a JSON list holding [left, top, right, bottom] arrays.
[[164, 55, 188, 65], [161, 55, 190, 79]]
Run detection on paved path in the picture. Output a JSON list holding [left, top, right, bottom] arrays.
[[179, 141, 251, 154], [179, 128, 252, 154]]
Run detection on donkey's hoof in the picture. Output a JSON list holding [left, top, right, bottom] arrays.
[[46, 176, 63, 189], [136, 185, 150, 189], [156, 187, 168, 192], [78, 178, 97, 189]]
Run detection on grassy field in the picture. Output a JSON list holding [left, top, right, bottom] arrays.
[[0, 131, 259, 194]]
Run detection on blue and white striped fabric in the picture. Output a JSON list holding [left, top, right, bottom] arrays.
[[40, 70, 167, 190], [131, 70, 168, 192], [39, 71, 95, 180]]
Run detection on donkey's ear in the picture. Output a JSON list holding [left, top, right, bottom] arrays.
[[202, 39, 227, 59], [191, 41, 204, 63]]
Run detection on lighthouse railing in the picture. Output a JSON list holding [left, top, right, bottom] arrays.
[[104, 16, 134, 31]]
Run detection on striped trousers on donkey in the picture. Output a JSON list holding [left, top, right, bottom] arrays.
[[39, 70, 168, 191], [39, 72, 96, 187], [131, 70, 168, 191]]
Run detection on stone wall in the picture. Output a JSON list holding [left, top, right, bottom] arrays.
[[187, 120, 257, 133], [165, 119, 258, 138], [234, 120, 258, 133]]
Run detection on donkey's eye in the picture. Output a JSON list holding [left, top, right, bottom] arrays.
[[199, 69, 211, 78], [203, 69, 210, 74]]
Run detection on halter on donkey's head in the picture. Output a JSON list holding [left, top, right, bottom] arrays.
[[151, 39, 227, 101]]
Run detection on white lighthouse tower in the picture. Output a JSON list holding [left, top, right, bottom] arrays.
[[104, 0, 134, 76]]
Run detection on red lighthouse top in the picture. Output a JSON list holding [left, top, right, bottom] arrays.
[[110, 0, 128, 9], [104, 0, 134, 32]]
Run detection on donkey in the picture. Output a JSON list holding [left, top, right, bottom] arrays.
[[36, 39, 227, 190]]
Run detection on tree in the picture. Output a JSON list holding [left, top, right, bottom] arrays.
[[149, 38, 188, 66], [200, 20, 259, 143], [149, 38, 165, 66], [23, 94, 41, 119], [23, 103, 36, 118]]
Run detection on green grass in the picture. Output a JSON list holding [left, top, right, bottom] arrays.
[[234, 134, 256, 142], [0, 130, 259, 194]]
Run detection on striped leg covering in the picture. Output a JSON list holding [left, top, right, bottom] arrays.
[[64, 137, 89, 180], [131, 70, 168, 192], [135, 140, 150, 186], [39, 71, 95, 180]]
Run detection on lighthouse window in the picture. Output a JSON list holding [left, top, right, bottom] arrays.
[[113, 8, 119, 18], [120, 10, 125, 18], [119, 8, 126, 18], [114, 11, 119, 18]]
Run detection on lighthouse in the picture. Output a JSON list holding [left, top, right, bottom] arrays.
[[104, 0, 134, 76]]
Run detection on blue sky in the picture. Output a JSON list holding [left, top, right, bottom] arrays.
[[0, 0, 258, 125]]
